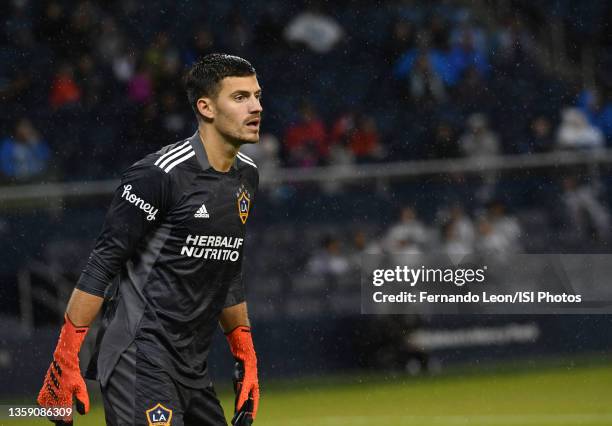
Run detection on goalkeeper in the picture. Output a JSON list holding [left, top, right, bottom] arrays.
[[38, 54, 263, 426]]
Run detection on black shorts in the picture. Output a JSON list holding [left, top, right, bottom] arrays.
[[101, 343, 227, 426]]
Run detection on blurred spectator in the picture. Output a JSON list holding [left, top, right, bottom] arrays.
[[460, 113, 500, 157], [518, 116, 554, 154], [283, 102, 328, 167], [459, 113, 501, 202], [36, 2, 69, 52], [330, 112, 355, 147], [428, 14, 450, 51], [127, 63, 154, 104], [284, 4, 344, 53], [157, 56, 183, 95], [388, 238, 424, 269], [440, 204, 476, 248], [448, 29, 490, 82], [346, 230, 368, 271], [440, 219, 473, 255], [426, 122, 460, 159], [66, 1, 99, 58], [184, 29, 215, 67], [145, 32, 171, 75], [0, 119, 50, 181], [349, 229, 366, 251], [486, 201, 522, 252], [351, 229, 384, 255], [49, 64, 81, 109], [385, 206, 430, 252], [450, 15, 488, 56], [347, 229, 385, 273], [222, 9, 252, 55], [556, 108, 605, 195], [491, 15, 536, 74], [384, 19, 417, 61], [408, 53, 447, 106], [95, 17, 124, 64], [455, 65, 492, 112], [349, 115, 383, 162], [556, 108, 604, 151], [307, 235, 350, 277], [77, 54, 105, 108], [577, 88, 612, 141], [561, 176, 610, 242], [331, 112, 383, 163], [143, 32, 182, 95], [327, 141, 353, 169], [475, 217, 515, 260], [4, 0, 35, 41], [394, 27, 465, 88], [112, 47, 137, 83]]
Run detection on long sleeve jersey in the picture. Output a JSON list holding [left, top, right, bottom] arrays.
[[77, 131, 259, 387]]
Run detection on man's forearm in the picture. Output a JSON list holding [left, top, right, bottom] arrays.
[[65, 288, 105, 327], [219, 301, 250, 332]]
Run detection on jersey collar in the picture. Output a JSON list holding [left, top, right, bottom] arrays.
[[188, 130, 239, 172]]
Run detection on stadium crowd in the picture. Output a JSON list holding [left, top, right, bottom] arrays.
[[1, 0, 611, 183], [1, 1, 612, 324]]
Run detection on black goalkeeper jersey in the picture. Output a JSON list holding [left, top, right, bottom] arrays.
[[77, 131, 259, 388]]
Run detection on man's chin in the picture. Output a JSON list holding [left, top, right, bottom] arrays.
[[237, 134, 259, 145], [221, 129, 259, 146]]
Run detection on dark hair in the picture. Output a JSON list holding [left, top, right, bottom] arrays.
[[184, 53, 256, 118]]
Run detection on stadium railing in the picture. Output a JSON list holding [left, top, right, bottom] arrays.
[[0, 149, 610, 203]]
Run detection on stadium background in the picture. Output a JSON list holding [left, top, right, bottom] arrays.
[[1, 0, 612, 424]]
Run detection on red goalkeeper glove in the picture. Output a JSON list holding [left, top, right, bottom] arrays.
[[37, 314, 90, 424], [226, 326, 259, 424]]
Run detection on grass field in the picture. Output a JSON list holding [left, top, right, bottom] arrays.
[[3, 359, 612, 425]]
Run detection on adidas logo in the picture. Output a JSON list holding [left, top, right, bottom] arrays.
[[194, 204, 209, 218]]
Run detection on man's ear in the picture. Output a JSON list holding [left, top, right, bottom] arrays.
[[197, 97, 215, 120]]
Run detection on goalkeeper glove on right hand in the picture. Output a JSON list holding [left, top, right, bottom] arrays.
[[226, 326, 259, 425], [37, 314, 90, 425]]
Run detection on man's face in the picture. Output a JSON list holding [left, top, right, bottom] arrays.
[[209, 75, 263, 145]]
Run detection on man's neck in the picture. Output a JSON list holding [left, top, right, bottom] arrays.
[[198, 124, 239, 172]]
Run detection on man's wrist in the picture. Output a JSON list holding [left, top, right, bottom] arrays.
[[54, 314, 89, 360], [64, 313, 90, 331], [225, 325, 251, 336], [226, 326, 256, 362]]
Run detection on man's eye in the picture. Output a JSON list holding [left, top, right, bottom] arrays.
[[235, 95, 244, 101]]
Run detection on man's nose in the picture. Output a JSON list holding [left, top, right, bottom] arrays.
[[249, 97, 263, 113]]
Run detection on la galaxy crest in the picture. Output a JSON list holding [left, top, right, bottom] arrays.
[[236, 184, 251, 224], [146, 403, 172, 426]]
